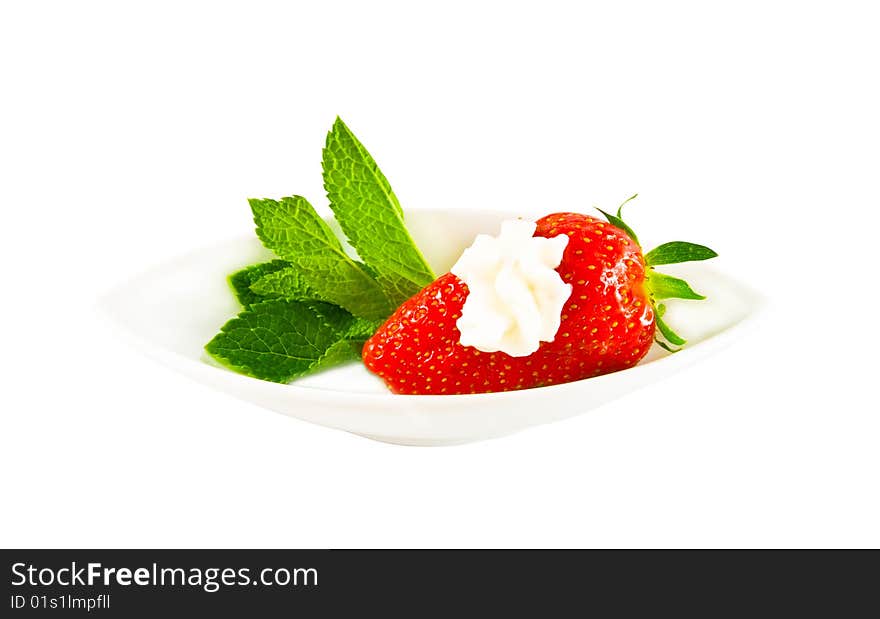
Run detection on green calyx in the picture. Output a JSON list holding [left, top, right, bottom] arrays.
[[595, 195, 719, 353], [596, 193, 640, 245]]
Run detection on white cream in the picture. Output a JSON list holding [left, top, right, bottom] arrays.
[[451, 219, 572, 357]]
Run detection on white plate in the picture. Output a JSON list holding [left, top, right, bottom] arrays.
[[100, 208, 764, 445]]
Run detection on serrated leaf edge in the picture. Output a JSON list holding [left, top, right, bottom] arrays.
[[205, 299, 358, 383], [322, 117, 435, 293]]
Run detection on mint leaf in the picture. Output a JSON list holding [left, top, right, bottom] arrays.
[[310, 339, 362, 371], [300, 301, 379, 341], [322, 117, 435, 306], [645, 242, 718, 266], [205, 299, 364, 383], [312, 311, 382, 370], [345, 317, 382, 340], [249, 196, 394, 320], [250, 195, 338, 254], [208, 119, 438, 384], [309, 319, 380, 373], [228, 260, 291, 307], [250, 266, 324, 301], [647, 271, 706, 301]]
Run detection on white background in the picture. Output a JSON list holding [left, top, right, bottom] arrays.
[[1, 1, 877, 548]]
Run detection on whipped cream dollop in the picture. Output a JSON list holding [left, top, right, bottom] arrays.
[[451, 219, 572, 357]]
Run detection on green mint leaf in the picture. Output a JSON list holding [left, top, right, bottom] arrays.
[[305, 299, 358, 329], [596, 207, 640, 245], [297, 256, 394, 320], [249, 196, 394, 320], [309, 317, 381, 371], [250, 195, 339, 254], [250, 266, 324, 301], [205, 299, 363, 383], [647, 270, 706, 301], [322, 117, 435, 306], [228, 260, 290, 307], [654, 308, 687, 345], [310, 300, 379, 339], [303, 300, 369, 367], [310, 339, 363, 372], [645, 242, 718, 266], [345, 317, 382, 340], [312, 315, 382, 371]]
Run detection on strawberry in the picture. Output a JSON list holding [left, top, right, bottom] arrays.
[[363, 197, 716, 395]]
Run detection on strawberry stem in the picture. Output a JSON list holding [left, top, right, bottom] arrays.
[[616, 193, 639, 218], [596, 207, 639, 245], [646, 271, 706, 301], [645, 242, 718, 266], [655, 305, 686, 346], [595, 194, 719, 353], [654, 338, 681, 353]]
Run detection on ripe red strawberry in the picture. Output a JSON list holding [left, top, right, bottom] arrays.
[[363, 200, 716, 395]]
